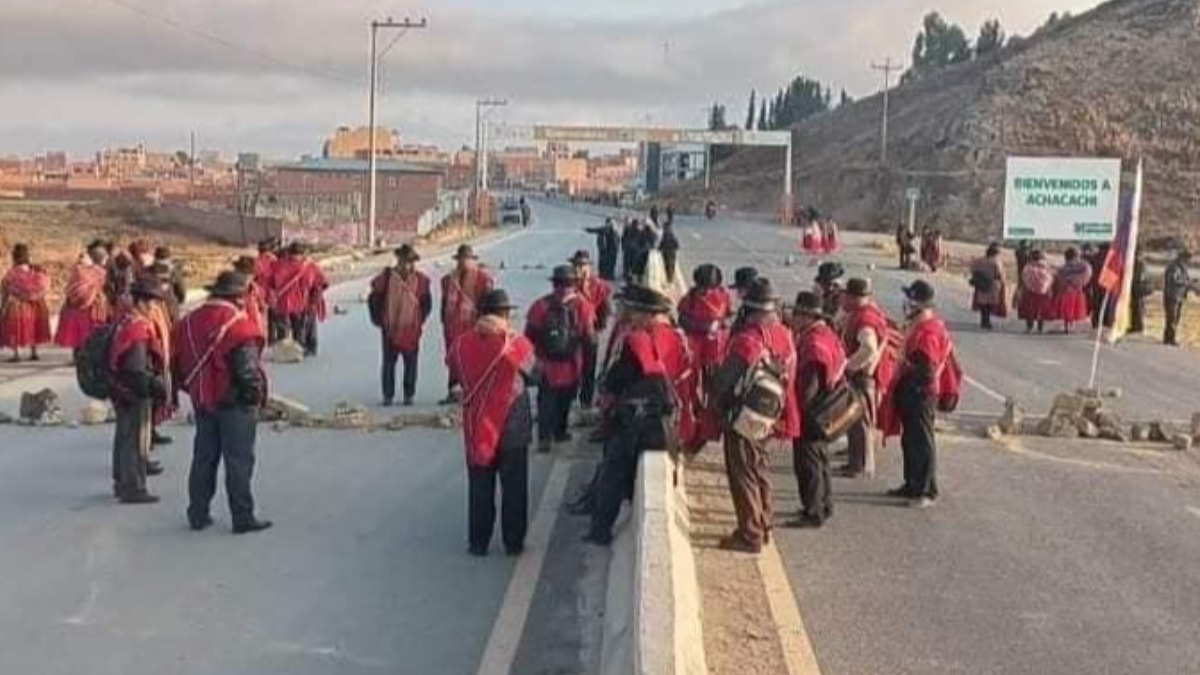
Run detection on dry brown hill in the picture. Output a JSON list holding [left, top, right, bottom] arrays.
[[671, 0, 1200, 249]]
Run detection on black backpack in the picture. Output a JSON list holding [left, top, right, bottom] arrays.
[[76, 322, 121, 400], [539, 298, 576, 360]]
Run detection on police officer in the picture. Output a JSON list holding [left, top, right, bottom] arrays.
[[1163, 250, 1197, 346]]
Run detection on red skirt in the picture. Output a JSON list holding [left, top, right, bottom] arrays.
[[801, 234, 823, 254], [55, 307, 105, 349], [1017, 291, 1056, 322], [1055, 289, 1090, 323], [1, 299, 52, 348]]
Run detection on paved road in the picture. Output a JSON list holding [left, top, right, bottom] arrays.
[[0, 207, 609, 675], [664, 211, 1200, 675]]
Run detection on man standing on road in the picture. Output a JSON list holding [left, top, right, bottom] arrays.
[[584, 218, 621, 281], [896, 224, 915, 270], [108, 278, 169, 504], [1130, 251, 1151, 335], [55, 240, 111, 357], [839, 278, 893, 480], [710, 278, 799, 554], [254, 238, 281, 343], [173, 271, 272, 534], [1163, 249, 1197, 346], [154, 246, 188, 309], [519, 197, 532, 228], [369, 245, 433, 407], [571, 251, 612, 410], [525, 266, 597, 453], [888, 280, 954, 508], [789, 292, 847, 529], [585, 286, 685, 546], [678, 264, 733, 451], [269, 242, 327, 357], [441, 245, 494, 404], [233, 256, 269, 339], [447, 289, 535, 557]]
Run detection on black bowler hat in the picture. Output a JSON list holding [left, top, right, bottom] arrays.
[[616, 284, 673, 314], [130, 276, 165, 301], [815, 262, 845, 284], [792, 291, 827, 318], [86, 238, 107, 252], [454, 244, 478, 260], [742, 278, 781, 312], [845, 278, 873, 298], [287, 241, 309, 256], [206, 271, 250, 298], [693, 263, 723, 289], [903, 280, 936, 305], [550, 264, 578, 283], [730, 266, 759, 290], [394, 244, 420, 262], [479, 289, 518, 314], [569, 250, 591, 265]]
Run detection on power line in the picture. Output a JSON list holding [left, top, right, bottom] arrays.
[[95, 0, 362, 87]]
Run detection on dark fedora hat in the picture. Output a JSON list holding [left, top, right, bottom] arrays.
[[693, 263, 723, 289], [730, 266, 759, 290], [742, 278, 781, 312], [550, 264, 578, 283], [86, 238, 107, 252], [287, 241, 309, 256], [569, 250, 592, 265], [130, 276, 165, 301], [394, 244, 420, 262], [205, 271, 250, 298], [453, 244, 478, 260], [479, 289, 518, 314], [792, 291, 827, 318], [903, 279, 936, 305], [845, 277, 873, 298], [815, 261, 845, 284], [617, 284, 673, 314]]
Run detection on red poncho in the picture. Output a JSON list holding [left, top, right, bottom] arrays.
[[173, 299, 266, 413], [448, 320, 535, 468], [56, 262, 111, 349], [269, 257, 326, 319], [441, 268, 494, 348], [525, 292, 597, 388], [1, 265, 52, 349], [371, 269, 432, 353], [727, 318, 800, 440], [842, 303, 897, 396], [108, 311, 167, 414]]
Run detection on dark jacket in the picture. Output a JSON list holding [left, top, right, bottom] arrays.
[[222, 343, 267, 409]]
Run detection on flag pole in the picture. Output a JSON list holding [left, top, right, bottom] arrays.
[[1087, 292, 1111, 389]]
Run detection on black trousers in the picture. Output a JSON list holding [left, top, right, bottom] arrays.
[[979, 306, 993, 329], [599, 252, 617, 281], [381, 338, 419, 403], [590, 407, 673, 539], [1130, 294, 1147, 334], [289, 313, 318, 356], [1164, 296, 1185, 345], [468, 443, 529, 552], [579, 342, 599, 407], [267, 309, 285, 344], [538, 382, 577, 442], [661, 250, 678, 281], [899, 395, 938, 499], [112, 400, 151, 497], [189, 407, 259, 528], [793, 436, 832, 522]]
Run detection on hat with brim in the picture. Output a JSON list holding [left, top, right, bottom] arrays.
[[742, 278, 781, 312], [205, 271, 250, 298], [730, 266, 759, 290], [478, 289, 518, 313], [617, 285, 673, 314], [454, 245, 478, 260], [130, 277, 166, 301], [569, 250, 592, 266], [550, 264, 578, 283], [845, 278, 873, 298], [903, 280, 936, 306], [791, 291, 828, 319], [815, 262, 846, 284], [394, 244, 420, 262]]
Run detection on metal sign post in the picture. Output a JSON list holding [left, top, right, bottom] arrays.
[[905, 187, 920, 236]]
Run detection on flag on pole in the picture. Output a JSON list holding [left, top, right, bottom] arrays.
[[1099, 159, 1143, 343]]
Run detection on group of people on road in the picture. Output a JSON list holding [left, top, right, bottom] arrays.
[[797, 208, 841, 256], [585, 205, 684, 295], [895, 225, 945, 272]]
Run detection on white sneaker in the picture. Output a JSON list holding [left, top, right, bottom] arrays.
[[909, 497, 937, 509]]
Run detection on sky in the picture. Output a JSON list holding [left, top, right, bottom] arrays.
[[0, 0, 1103, 160]]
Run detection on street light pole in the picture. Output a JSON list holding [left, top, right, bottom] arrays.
[[870, 57, 902, 165], [366, 17, 427, 248], [473, 98, 507, 223]]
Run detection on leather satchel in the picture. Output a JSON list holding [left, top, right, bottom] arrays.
[[809, 381, 865, 441]]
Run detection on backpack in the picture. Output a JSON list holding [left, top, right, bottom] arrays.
[[731, 355, 787, 442], [539, 298, 576, 360], [76, 322, 121, 400]]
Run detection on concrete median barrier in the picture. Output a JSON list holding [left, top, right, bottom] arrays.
[[601, 451, 709, 675]]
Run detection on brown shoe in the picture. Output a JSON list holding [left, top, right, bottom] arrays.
[[717, 534, 762, 554], [118, 492, 160, 505]]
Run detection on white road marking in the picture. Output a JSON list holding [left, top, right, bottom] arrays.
[[1035, 359, 1063, 366], [475, 458, 572, 675], [758, 543, 823, 675], [1186, 506, 1200, 520], [964, 375, 1007, 404], [690, 231, 702, 241]]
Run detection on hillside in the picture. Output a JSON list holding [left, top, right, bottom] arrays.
[[671, 0, 1200, 248]]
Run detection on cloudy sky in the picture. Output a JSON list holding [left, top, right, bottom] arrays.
[[0, 0, 1102, 160]]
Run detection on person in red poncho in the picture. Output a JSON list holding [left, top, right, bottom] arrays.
[[709, 278, 799, 554], [677, 264, 733, 451], [526, 265, 597, 454], [886, 280, 955, 508], [108, 278, 170, 504], [447, 289, 535, 557], [584, 285, 688, 546], [440, 244, 494, 404], [788, 291, 848, 529], [254, 238, 282, 343], [1053, 247, 1093, 334], [838, 278, 895, 480], [1, 243, 52, 362], [1018, 250, 1055, 334], [268, 242, 328, 357], [233, 256, 269, 339], [56, 240, 112, 355], [571, 250, 613, 409], [368, 244, 432, 407], [173, 271, 271, 534]]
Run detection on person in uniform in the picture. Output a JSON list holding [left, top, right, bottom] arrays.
[[173, 271, 271, 534], [109, 278, 170, 504], [678, 264, 733, 451], [969, 242, 1007, 330], [1163, 249, 1197, 346], [525, 265, 597, 453], [571, 251, 612, 409], [584, 285, 687, 546], [269, 242, 327, 356], [887, 280, 955, 508], [441, 244, 495, 403], [584, 218, 621, 281], [1018, 250, 1055, 334], [369, 245, 432, 407], [789, 292, 848, 529], [838, 278, 893, 480], [56, 240, 112, 356], [447, 289, 535, 557], [709, 278, 799, 554], [1053, 248, 1093, 334]]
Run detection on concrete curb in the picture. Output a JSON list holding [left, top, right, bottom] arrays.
[[601, 451, 709, 675]]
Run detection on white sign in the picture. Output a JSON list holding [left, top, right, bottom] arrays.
[[906, 188, 921, 201], [1003, 156, 1121, 241]]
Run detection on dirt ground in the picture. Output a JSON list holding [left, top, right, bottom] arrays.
[[684, 449, 790, 675]]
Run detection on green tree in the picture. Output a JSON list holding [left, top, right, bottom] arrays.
[[838, 89, 853, 108], [757, 100, 768, 131], [708, 103, 728, 131], [976, 18, 1005, 56], [745, 90, 757, 130], [910, 11, 972, 79]]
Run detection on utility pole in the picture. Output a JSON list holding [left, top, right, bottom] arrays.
[[473, 98, 507, 224], [870, 57, 902, 165], [367, 17, 427, 248], [188, 130, 196, 201]]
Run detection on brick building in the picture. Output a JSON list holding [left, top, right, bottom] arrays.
[[323, 126, 399, 160]]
